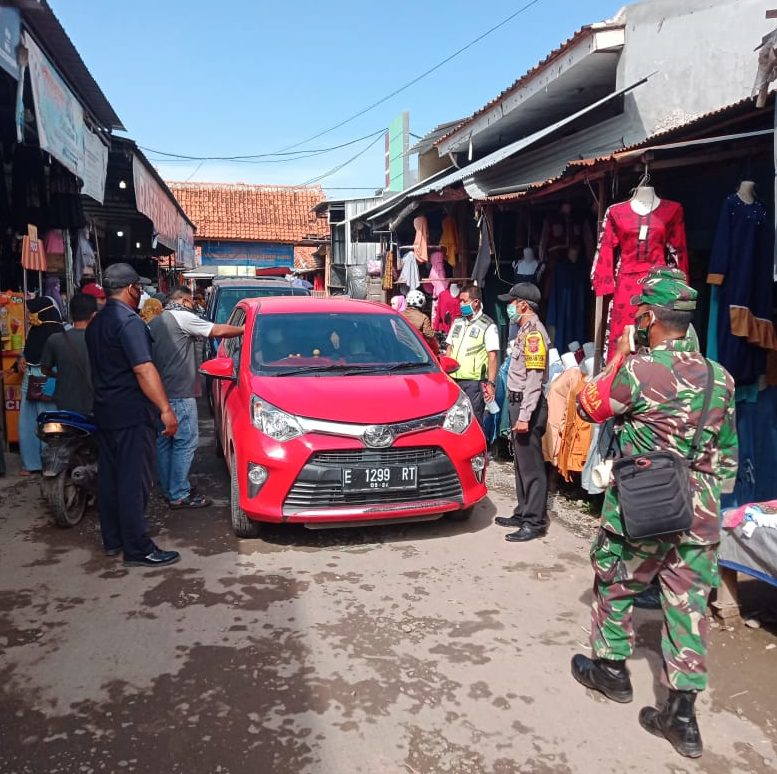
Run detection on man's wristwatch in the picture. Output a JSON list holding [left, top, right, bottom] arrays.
[[486, 380, 495, 388]]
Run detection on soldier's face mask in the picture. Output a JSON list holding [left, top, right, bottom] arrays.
[[634, 309, 654, 348]]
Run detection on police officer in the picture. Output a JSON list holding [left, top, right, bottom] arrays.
[[86, 263, 181, 568], [570, 273, 737, 759], [445, 284, 499, 429], [494, 282, 550, 543]]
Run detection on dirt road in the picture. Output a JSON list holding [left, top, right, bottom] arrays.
[[1, 420, 775, 773]]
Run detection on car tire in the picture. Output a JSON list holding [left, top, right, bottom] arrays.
[[447, 506, 474, 522], [230, 458, 262, 538]]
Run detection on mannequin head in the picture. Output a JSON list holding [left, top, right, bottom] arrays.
[[737, 180, 756, 203]]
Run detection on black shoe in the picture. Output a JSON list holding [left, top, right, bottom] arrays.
[[505, 525, 547, 542], [639, 690, 703, 758], [103, 547, 122, 557], [495, 515, 524, 528], [571, 654, 633, 703], [123, 549, 181, 568], [634, 583, 662, 610]]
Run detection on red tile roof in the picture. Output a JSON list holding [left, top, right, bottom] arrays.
[[166, 182, 328, 243]]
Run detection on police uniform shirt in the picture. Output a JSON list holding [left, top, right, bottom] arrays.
[[507, 316, 551, 422], [85, 297, 155, 429]]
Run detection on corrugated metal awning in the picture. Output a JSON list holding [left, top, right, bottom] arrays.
[[414, 77, 649, 197]]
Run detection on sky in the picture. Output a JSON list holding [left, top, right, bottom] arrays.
[[54, 0, 625, 196]]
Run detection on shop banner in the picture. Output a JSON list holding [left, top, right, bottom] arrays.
[[82, 130, 108, 204], [132, 153, 195, 262], [24, 31, 85, 177], [0, 7, 20, 80]]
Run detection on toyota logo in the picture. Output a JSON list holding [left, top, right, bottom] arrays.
[[363, 425, 394, 448]]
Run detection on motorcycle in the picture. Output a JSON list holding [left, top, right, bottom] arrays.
[[36, 411, 98, 527]]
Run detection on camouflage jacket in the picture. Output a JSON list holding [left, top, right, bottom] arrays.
[[587, 338, 738, 545]]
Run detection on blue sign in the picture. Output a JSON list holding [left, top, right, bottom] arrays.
[[199, 241, 294, 267], [0, 7, 20, 80]]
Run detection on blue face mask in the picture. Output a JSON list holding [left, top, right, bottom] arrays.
[[506, 303, 519, 322], [460, 303, 474, 317]]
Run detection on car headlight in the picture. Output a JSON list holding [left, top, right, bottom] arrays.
[[443, 392, 473, 434], [251, 397, 304, 442]]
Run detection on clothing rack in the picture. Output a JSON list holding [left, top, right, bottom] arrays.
[[398, 244, 445, 251]]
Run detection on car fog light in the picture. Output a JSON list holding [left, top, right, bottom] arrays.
[[247, 463, 268, 497], [471, 454, 486, 483]]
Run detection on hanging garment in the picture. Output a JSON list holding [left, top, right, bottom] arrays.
[[556, 373, 593, 481], [546, 254, 589, 353], [592, 199, 689, 360], [397, 249, 421, 293], [542, 366, 581, 464], [48, 162, 86, 230], [21, 235, 48, 271], [440, 215, 458, 268], [433, 288, 461, 334], [472, 214, 492, 285], [423, 251, 448, 298], [382, 247, 395, 291], [74, 229, 96, 284], [413, 215, 429, 263], [707, 193, 775, 384], [11, 144, 47, 228]]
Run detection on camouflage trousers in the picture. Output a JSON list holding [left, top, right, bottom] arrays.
[[589, 528, 719, 692]]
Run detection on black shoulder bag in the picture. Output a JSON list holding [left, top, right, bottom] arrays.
[[611, 359, 715, 540]]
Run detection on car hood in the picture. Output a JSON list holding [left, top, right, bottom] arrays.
[[250, 371, 461, 424]]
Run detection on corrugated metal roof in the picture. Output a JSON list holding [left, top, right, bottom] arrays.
[[17, 0, 124, 130], [408, 119, 464, 155], [414, 78, 647, 197], [433, 22, 623, 151]]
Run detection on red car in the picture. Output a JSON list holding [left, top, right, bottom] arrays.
[[201, 296, 488, 537]]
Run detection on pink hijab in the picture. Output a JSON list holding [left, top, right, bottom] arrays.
[[390, 294, 407, 313]]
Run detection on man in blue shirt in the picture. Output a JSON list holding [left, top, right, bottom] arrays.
[[86, 263, 180, 568]]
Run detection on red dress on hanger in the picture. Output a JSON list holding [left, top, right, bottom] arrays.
[[592, 199, 688, 359]]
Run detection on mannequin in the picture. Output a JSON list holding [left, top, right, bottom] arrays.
[[737, 180, 756, 204], [449, 282, 460, 298], [513, 247, 540, 283], [433, 282, 462, 334], [630, 185, 661, 215], [592, 188, 688, 360]]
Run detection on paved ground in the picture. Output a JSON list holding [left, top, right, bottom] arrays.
[[1, 418, 776, 773]]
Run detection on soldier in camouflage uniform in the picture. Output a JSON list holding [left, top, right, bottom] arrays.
[[570, 272, 737, 759]]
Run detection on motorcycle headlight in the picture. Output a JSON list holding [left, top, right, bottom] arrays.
[[251, 397, 304, 442], [443, 392, 473, 434]]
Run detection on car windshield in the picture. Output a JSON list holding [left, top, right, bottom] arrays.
[[251, 312, 436, 376], [214, 287, 307, 324]]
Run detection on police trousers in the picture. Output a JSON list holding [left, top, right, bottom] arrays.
[[96, 422, 156, 561], [509, 393, 548, 530], [590, 528, 718, 692]]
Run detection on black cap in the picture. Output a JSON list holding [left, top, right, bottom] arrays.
[[102, 262, 152, 289], [498, 282, 541, 304]]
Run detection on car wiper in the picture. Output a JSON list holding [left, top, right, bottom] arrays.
[[341, 362, 430, 375], [272, 363, 353, 376]]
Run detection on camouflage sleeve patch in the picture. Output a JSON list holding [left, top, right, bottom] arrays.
[[524, 331, 547, 370]]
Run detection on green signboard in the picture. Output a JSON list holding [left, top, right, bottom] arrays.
[[385, 112, 409, 192]]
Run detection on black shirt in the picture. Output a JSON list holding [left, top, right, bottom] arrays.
[[85, 298, 154, 429], [40, 329, 93, 415]]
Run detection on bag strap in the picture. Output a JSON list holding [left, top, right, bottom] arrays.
[[687, 358, 715, 461]]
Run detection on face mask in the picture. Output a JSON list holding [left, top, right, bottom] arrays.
[[460, 303, 474, 317], [634, 311, 653, 348], [506, 303, 519, 322]]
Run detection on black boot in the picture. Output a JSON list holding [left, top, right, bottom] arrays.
[[571, 654, 633, 703], [639, 690, 703, 758]]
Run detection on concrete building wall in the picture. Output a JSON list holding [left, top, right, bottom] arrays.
[[618, 0, 773, 137]]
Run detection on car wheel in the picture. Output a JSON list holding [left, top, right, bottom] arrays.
[[447, 506, 474, 522], [230, 458, 262, 538]]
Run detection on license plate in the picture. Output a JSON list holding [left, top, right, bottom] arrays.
[[342, 465, 418, 492]]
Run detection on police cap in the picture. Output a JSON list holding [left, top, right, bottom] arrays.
[[498, 282, 541, 304]]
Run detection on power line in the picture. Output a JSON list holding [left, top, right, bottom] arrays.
[[139, 129, 386, 162], [274, 0, 545, 153], [301, 132, 386, 186]]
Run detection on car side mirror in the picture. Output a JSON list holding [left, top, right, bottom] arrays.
[[199, 356, 237, 382], [438, 355, 460, 375]]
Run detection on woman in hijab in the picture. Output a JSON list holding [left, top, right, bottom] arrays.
[[18, 297, 64, 474]]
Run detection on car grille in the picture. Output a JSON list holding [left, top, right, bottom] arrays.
[[283, 446, 463, 514]]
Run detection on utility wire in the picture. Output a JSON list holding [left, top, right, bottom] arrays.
[[274, 0, 545, 153], [139, 129, 386, 162], [300, 132, 386, 186]]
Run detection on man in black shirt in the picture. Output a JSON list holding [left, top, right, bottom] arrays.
[[41, 293, 97, 415], [86, 263, 180, 568]]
